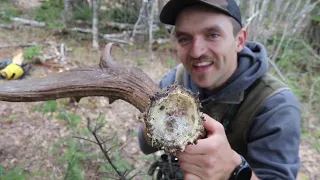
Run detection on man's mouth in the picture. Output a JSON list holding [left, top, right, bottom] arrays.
[[192, 62, 213, 72]]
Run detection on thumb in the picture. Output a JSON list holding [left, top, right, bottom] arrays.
[[202, 113, 225, 135]]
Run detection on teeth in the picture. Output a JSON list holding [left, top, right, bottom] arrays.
[[194, 62, 212, 67]]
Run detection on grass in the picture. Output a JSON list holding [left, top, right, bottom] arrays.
[[136, 58, 144, 66]]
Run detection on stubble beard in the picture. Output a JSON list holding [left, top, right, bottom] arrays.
[[199, 73, 206, 81]]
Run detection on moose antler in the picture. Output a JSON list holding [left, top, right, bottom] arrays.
[[0, 43, 159, 112], [0, 43, 205, 154]]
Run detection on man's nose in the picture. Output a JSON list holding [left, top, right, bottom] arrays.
[[189, 38, 206, 59]]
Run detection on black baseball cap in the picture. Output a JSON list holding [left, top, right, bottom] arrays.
[[160, 0, 242, 27]]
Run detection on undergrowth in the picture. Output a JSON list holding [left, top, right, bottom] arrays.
[[30, 99, 142, 179]]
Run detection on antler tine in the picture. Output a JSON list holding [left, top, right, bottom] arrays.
[[0, 43, 160, 112], [99, 42, 116, 69]]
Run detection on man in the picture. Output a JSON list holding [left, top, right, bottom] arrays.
[[138, 0, 301, 179]]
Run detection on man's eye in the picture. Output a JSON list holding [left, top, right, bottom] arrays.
[[208, 34, 220, 39], [178, 37, 190, 45]]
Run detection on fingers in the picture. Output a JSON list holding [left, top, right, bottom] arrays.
[[179, 162, 203, 180], [177, 152, 212, 169], [184, 139, 218, 154], [181, 113, 226, 155], [201, 113, 225, 135], [184, 173, 202, 180]]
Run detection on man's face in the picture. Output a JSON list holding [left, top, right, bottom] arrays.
[[175, 5, 245, 90]]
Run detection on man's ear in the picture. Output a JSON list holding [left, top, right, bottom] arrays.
[[236, 29, 247, 52]]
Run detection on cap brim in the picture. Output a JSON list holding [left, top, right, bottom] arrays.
[[160, 0, 232, 25]]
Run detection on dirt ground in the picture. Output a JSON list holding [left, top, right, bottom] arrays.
[[0, 26, 319, 180]]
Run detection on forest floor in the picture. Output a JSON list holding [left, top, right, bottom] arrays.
[[0, 25, 319, 180]]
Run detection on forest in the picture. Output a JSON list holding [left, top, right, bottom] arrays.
[[0, 0, 319, 179]]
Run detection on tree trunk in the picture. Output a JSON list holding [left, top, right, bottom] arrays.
[[149, 0, 156, 55], [158, 0, 164, 13], [92, 0, 99, 49], [64, 0, 72, 27]]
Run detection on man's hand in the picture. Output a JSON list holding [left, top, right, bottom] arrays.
[[176, 113, 242, 180]]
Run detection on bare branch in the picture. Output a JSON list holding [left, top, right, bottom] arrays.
[[308, 77, 320, 106], [267, 58, 287, 83], [244, 10, 260, 30], [128, 170, 141, 180], [72, 136, 99, 145], [70, 27, 92, 33], [102, 37, 133, 45], [10, 17, 46, 27], [0, 42, 39, 49], [90, 125, 124, 177], [0, 24, 14, 29], [299, 40, 320, 61], [271, 25, 288, 62]]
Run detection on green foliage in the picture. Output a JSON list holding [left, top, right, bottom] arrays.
[[34, 0, 63, 22], [154, 28, 169, 39], [98, 149, 133, 177], [312, 15, 320, 22], [56, 112, 81, 128], [0, 1, 22, 24], [32, 100, 58, 115], [136, 58, 144, 66], [167, 58, 176, 68], [39, 0, 64, 8], [48, 22, 64, 29], [0, 166, 34, 180], [52, 136, 89, 180], [312, 128, 320, 139], [313, 141, 320, 152], [105, 7, 138, 24], [0, 166, 3, 176], [72, 6, 92, 22], [23, 46, 43, 59], [268, 36, 320, 104], [62, 137, 86, 180]]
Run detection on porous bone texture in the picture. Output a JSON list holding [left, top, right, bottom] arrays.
[[145, 85, 205, 154]]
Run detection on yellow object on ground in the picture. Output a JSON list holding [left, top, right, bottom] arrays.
[[0, 50, 25, 80], [0, 63, 25, 80]]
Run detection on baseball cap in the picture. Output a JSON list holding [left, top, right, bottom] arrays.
[[160, 0, 242, 27]]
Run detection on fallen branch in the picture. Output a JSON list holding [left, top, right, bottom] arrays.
[[103, 37, 133, 45], [107, 22, 140, 30], [39, 55, 60, 62], [103, 33, 127, 39], [0, 42, 39, 49], [0, 24, 14, 29], [69, 28, 133, 45], [10, 17, 46, 27], [153, 38, 171, 45], [70, 27, 92, 33]]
